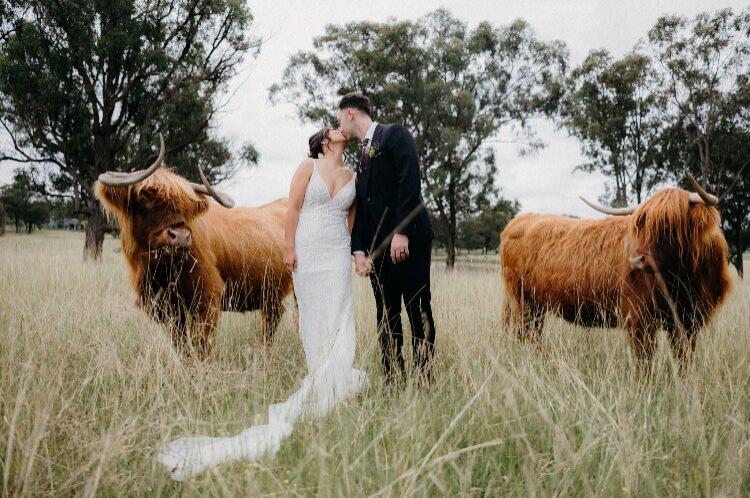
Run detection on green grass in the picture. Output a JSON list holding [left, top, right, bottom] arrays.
[[1, 230, 749, 496]]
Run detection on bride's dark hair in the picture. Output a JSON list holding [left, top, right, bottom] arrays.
[[308, 127, 332, 158]]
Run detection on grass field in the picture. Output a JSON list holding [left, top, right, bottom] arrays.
[[1, 230, 749, 496]]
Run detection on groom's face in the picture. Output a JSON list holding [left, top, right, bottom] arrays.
[[336, 108, 356, 139]]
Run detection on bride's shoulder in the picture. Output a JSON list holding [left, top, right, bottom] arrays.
[[298, 157, 315, 168], [298, 157, 316, 172], [292, 158, 315, 181]]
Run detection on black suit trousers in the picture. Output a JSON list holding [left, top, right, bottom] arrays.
[[369, 238, 436, 383]]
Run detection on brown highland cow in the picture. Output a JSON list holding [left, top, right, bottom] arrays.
[[500, 175, 732, 369], [96, 135, 293, 359]]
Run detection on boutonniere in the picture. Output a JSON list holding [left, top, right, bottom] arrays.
[[368, 142, 379, 159]]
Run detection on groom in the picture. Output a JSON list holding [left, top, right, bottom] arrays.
[[336, 92, 436, 385]]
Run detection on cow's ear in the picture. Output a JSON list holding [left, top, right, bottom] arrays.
[[192, 197, 209, 217]]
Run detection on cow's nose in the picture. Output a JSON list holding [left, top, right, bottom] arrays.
[[165, 227, 192, 248]]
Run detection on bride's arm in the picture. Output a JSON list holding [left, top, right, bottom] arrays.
[[284, 160, 314, 272]]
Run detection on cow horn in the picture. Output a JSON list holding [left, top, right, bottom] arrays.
[[190, 164, 235, 208], [97, 134, 165, 187], [686, 173, 718, 206], [579, 196, 637, 216]]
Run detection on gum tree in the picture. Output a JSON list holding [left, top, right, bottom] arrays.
[[0, 0, 260, 259], [271, 10, 567, 267]]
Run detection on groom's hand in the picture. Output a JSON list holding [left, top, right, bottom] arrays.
[[390, 234, 410, 263], [355, 253, 372, 277]]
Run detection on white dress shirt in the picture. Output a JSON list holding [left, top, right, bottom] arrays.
[[363, 121, 378, 147]]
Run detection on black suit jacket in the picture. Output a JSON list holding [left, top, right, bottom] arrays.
[[351, 123, 435, 254]]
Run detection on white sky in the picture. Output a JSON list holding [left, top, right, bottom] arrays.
[[1, 0, 744, 217]]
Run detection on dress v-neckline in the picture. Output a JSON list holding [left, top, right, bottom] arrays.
[[313, 160, 354, 200]]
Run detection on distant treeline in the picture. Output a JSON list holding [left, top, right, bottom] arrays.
[[0, 168, 77, 234]]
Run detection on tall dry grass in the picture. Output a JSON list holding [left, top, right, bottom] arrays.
[[1, 230, 749, 496]]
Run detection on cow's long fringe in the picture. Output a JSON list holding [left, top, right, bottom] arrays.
[[630, 188, 724, 271]]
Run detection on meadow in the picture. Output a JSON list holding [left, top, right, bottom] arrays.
[[1, 230, 749, 497]]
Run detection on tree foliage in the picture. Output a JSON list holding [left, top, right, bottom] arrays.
[[648, 7, 750, 185], [458, 198, 520, 253], [561, 7, 749, 275], [561, 50, 664, 205], [270, 9, 566, 267], [0, 168, 50, 233], [647, 7, 750, 276], [0, 0, 259, 259]]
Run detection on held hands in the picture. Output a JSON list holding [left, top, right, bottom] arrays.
[[353, 233, 409, 277], [284, 246, 297, 273], [354, 253, 373, 277], [390, 233, 410, 263]]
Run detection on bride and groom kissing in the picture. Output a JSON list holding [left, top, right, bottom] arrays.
[[157, 92, 437, 480]]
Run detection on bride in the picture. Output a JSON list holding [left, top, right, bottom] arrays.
[[157, 127, 367, 480]]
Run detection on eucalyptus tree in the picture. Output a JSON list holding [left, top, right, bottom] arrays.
[[271, 9, 566, 267], [561, 50, 663, 205], [647, 7, 750, 275], [648, 7, 750, 187], [0, 0, 260, 259]]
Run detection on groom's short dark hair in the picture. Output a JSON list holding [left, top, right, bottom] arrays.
[[338, 92, 371, 117]]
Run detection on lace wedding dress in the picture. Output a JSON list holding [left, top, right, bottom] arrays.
[[157, 160, 367, 480]]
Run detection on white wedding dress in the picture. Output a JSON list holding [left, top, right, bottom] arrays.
[[157, 159, 367, 481]]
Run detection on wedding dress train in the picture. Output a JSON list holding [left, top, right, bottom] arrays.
[[157, 160, 367, 480]]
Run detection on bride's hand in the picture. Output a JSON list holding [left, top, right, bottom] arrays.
[[284, 247, 298, 273], [355, 253, 372, 276]]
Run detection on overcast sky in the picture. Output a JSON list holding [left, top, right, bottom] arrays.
[[1, 0, 744, 217]]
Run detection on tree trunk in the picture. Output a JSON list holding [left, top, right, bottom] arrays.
[[445, 231, 456, 269], [85, 129, 113, 262], [733, 231, 744, 278], [614, 166, 628, 207], [733, 250, 744, 278], [73, 181, 81, 213], [445, 215, 458, 269], [698, 136, 710, 188], [445, 182, 457, 269], [83, 198, 106, 261]]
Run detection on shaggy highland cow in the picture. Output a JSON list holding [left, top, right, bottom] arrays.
[[500, 175, 732, 370], [96, 135, 292, 359]]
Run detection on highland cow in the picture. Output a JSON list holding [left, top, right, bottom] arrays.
[[500, 175, 732, 370], [95, 135, 293, 359]]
